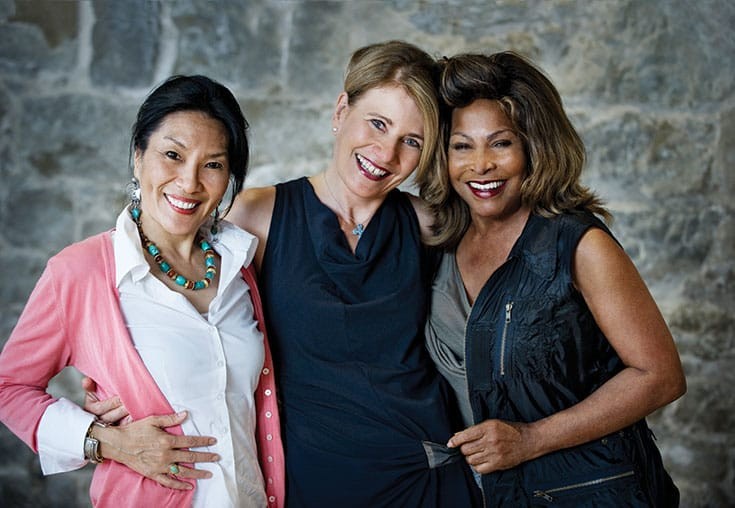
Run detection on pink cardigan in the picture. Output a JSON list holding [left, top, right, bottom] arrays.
[[0, 232, 285, 507]]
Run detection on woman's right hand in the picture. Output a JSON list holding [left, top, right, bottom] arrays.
[[82, 377, 219, 490], [92, 411, 220, 490]]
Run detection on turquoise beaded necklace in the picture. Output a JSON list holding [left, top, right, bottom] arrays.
[[130, 207, 217, 290]]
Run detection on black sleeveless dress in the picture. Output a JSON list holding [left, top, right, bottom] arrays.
[[259, 177, 481, 507]]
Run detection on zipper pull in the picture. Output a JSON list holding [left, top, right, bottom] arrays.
[[533, 490, 554, 502], [505, 302, 513, 323]]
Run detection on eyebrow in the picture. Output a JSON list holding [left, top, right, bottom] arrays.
[[450, 129, 514, 141], [163, 136, 228, 158], [368, 112, 424, 140]]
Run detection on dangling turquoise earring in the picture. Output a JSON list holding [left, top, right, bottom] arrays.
[[211, 204, 221, 237], [127, 176, 141, 221]]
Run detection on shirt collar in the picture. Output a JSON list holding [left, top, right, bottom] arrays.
[[113, 209, 258, 289], [114, 209, 150, 287]]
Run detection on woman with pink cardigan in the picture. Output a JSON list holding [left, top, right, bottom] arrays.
[[0, 75, 284, 507]]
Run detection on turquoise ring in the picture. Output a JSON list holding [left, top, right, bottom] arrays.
[[169, 463, 180, 475]]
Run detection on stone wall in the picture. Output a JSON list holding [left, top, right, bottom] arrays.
[[0, 0, 732, 506]]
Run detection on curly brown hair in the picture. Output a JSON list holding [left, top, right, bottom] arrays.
[[417, 51, 610, 249]]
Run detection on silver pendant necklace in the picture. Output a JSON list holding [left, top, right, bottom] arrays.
[[322, 172, 370, 238]]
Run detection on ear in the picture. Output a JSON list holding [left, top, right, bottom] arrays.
[[332, 92, 350, 130], [133, 149, 142, 180]]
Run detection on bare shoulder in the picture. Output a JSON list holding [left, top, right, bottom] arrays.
[[406, 192, 434, 242], [227, 186, 276, 243], [574, 227, 632, 278]]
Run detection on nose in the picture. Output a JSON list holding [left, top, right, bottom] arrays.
[[375, 138, 400, 165], [470, 148, 495, 175], [177, 163, 202, 194]]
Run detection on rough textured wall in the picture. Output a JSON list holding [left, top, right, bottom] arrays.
[[0, 0, 732, 506]]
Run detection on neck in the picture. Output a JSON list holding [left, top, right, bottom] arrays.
[[317, 171, 378, 230], [138, 219, 201, 262], [468, 207, 531, 244]]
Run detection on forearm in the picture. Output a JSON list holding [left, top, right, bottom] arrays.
[[524, 365, 685, 461]]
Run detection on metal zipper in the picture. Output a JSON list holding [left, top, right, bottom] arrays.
[[499, 302, 513, 376], [532, 470, 635, 502]]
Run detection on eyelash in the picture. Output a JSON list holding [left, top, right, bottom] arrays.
[[404, 138, 421, 149], [370, 119, 422, 150], [164, 151, 224, 170], [370, 119, 386, 131], [451, 140, 512, 150]]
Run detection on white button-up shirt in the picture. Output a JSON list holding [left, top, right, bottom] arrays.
[[36, 210, 266, 508]]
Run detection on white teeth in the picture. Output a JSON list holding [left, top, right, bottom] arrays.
[[356, 154, 388, 178], [468, 181, 503, 191], [167, 196, 198, 209]]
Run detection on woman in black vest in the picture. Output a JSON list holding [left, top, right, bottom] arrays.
[[419, 51, 686, 506]]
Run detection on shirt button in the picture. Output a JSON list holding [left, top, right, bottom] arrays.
[[217, 393, 224, 400], [267, 456, 273, 463], [265, 411, 272, 418], [267, 477, 273, 484], [217, 360, 225, 367], [266, 433, 273, 441], [269, 496, 276, 503], [264, 389, 272, 396], [262, 367, 270, 375]]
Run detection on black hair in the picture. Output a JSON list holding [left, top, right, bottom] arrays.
[[131, 75, 249, 214]]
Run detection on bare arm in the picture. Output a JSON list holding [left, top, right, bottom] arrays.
[[448, 227, 686, 474], [226, 186, 276, 271]]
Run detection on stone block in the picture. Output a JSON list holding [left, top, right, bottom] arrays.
[[172, 0, 282, 92], [0, 7, 78, 77], [91, 0, 161, 87], [240, 97, 332, 169], [14, 93, 134, 182], [3, 184, 75, 252]]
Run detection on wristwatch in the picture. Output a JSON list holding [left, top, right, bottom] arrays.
[[84, 420, 108, 464]]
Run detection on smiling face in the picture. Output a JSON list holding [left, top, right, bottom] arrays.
[[448, 98, 528, 224], [134, 110, 230, 244], [331, 85, 425, 199]]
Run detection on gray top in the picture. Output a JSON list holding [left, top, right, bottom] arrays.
[[425, 251, 474, 427]]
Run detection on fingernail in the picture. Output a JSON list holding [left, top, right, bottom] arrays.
[[209, 438, 217, 445], [177, 411, 187, 417], [213, 454, 221, 461]]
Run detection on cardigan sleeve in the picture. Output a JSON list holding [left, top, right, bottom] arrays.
[[0, 256, 79, 451]]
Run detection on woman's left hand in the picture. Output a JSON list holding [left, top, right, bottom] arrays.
[[447, 419, 534, 474], [82, 376, 131, 425]]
